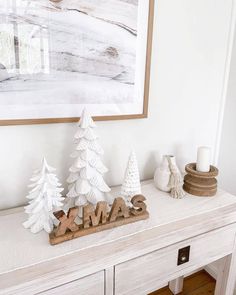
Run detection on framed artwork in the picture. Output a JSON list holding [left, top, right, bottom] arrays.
[[0, 0, 154, 125]]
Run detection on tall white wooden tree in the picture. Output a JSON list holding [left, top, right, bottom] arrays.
[[66, 108, 111, 211], [121, 151, 141, 205], [23, 158, 64, 233]]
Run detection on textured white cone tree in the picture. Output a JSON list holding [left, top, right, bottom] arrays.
[[23, 158, 64, 234], [121, 151, 141, 206], [66, 108, 111, 213]]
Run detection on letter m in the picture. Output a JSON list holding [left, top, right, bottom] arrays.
[[83, 201, 108, 229]]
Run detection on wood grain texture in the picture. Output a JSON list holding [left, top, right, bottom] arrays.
[[185, 164, 219, 178], [150, 270, 215, 295], [114, 225, 236, 295], [105, 267, 114, 295], [0, 0, 155, 126], [54, 208, 79, 237], [1, 181, 236, 294], [183, 184, 217, 197], [215, 247, 236, 295], [130, 194, 147, 216], [50, 211, 149, 245], [83, 201, 108, 229], [184, 174, 217, 189], [169, 277, 184, 294], [39, 271, 104, 295], [109, 197, 130, 222], [50, 196, 148, 245], [189, 282, 215, 295], [184, 163, 219, 197]]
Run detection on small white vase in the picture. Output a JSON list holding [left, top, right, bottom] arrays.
[[154, 155, 176, 192]]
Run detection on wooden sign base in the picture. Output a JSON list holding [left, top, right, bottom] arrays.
[[50, 211, 149, 245], [49, 195, 149, 245]]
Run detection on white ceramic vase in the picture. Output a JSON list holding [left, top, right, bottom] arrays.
[[154, 155, 176, 192]]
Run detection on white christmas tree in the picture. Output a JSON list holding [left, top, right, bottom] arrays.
[[121, 151, 141, 205], [66, 108, 111, 211], [23, 158, 64, 234]]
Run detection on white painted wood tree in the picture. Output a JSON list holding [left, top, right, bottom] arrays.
[[23, 158, 64, 234], [121, 151, 141, 205], [66, 109, 111, 212]]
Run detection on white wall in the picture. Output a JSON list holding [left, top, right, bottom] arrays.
[[218, 32, 236, 194], [0, 0, 234, 210]]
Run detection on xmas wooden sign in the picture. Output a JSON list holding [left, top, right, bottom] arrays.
[[49, 195, 149, 245]]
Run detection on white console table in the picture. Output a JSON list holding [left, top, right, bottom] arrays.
[[1, 180, 236, 295]]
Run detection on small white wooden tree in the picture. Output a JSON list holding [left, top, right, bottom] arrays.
[[23, 158, 64, 234], [121, 151, 141, 205], [66, 108, 111, 212]]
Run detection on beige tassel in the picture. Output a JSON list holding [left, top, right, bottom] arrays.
[[167, 156, 185, 199]]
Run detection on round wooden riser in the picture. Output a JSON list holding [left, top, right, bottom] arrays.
[[183, 184, 217, 197], [183, 163, 219, 197], [184, 174, 217, 188]]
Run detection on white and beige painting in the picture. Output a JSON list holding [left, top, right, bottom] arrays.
[[0, 0, 150, 119]]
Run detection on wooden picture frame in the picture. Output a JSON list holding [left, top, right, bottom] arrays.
[[0, 0, 154, 126]]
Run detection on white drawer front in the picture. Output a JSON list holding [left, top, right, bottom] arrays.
[[40, 271, 104, 295], [115, 226, 236, 295]]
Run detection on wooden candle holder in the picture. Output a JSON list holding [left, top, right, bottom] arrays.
[[183, 163, 219, 197]]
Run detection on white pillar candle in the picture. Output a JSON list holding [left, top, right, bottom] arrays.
[[196, 146, 211, 172]]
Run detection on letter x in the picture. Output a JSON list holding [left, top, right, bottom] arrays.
[[54, 207, 79, 237]]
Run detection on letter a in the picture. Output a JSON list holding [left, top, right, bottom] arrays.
[[109, 197, 129, 222]]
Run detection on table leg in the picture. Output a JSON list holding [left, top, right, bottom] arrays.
[[105, 266, 114, 295], [215, 254, 236, 295], [169, 277, 184, 294]]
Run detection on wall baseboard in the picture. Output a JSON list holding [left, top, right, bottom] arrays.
[[205, 262, 236, 295], [204, 263, 218, 280]]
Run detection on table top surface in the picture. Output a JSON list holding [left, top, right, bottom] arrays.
[[1, 180, 236, 275]]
